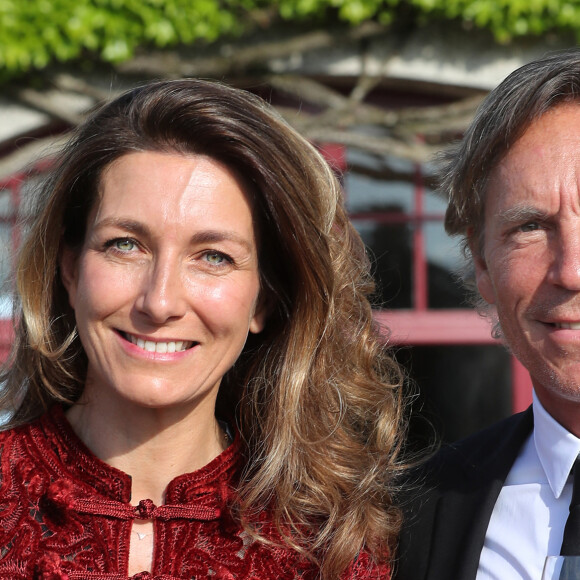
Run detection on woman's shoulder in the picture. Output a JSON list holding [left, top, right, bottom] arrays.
[[0, 406, 62, 441], [342, 550, 390, 579], [0, 413, 40, 442], [0, 409, 61, 475]]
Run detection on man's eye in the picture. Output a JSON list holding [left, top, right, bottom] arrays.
[[519, 222, 541, 232]]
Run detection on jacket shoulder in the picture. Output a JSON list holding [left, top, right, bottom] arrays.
[[393, 409, 533, 580], [431, 408, 533, 486]]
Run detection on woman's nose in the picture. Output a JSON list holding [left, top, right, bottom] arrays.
[[137, 260, 188, 323]]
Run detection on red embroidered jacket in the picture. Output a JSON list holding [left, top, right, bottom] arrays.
[[0, 407, 389, 579]]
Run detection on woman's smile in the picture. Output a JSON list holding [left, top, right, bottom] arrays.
[[119, 330, 197, 354]]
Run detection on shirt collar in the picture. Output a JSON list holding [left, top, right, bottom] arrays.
[[534, 390, 580, 499]]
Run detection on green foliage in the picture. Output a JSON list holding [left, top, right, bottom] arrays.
[[276, 0, 580, 37], [1, 0, 579, 80], [410, 0, 580, 43], [0, 0, 248, 77]]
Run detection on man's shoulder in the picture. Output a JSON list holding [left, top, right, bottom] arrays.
[[418, 408, 533, 490], [393, 410, 533, 580], [439, 408, 532, 465], [395, 407, 533, 521]]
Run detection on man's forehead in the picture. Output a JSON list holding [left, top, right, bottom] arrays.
[[499, 103, 580, 162], [486, 104, 580, 203]]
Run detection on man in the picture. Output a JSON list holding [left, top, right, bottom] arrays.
[[395, 48, 580, 580]]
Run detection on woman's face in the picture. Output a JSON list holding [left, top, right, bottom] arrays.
[[61, 151, 265, 412]]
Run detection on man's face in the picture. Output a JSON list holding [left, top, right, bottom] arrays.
[[474, 104, 580, 428]]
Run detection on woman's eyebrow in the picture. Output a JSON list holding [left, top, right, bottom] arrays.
[[189, 230, 254, 252], [93, 217, 150, 237], [94, 218, 253, 251]]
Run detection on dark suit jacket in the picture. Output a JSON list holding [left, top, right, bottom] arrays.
[[394, 408, 533, 580]]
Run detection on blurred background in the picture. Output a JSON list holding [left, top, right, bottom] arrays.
[[0, 0, 576, 443]]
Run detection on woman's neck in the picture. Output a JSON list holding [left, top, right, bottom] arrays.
[[65, 397, 228, 505]]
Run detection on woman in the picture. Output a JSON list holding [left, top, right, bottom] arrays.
[[0, 79, 405, 579]]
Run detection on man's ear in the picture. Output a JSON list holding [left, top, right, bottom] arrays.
[[468, 228, 495, 305], [59, 245, 79, 310]]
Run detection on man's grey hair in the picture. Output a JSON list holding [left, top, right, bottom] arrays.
[[438, 47, 580, 326]]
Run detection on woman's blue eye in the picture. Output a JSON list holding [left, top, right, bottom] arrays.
[[115, 239, 136, 251], [204, 251, 225, 265]]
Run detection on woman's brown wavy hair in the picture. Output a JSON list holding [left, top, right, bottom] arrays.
[[1, 79, 406, 578]]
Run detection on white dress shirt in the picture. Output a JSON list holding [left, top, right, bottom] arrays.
[[476, 392, 580, 579]]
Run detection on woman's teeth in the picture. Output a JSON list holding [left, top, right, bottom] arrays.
[[124, 333, 193, 353]]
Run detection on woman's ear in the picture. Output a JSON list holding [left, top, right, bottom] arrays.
[[59, 245, 79, 310], [249, 292, 272, 334]]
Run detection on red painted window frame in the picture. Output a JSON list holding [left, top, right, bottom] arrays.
[[324, 144, 533, 413]]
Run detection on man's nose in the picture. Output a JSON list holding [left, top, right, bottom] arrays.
[[137, 260, 188, 323], [549, 224, 580, 291]]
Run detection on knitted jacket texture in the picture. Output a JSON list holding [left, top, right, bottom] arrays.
[[0, 407, 387, 579]]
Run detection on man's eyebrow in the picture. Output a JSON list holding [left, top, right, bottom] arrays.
[[495, 204, 549, 225]]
